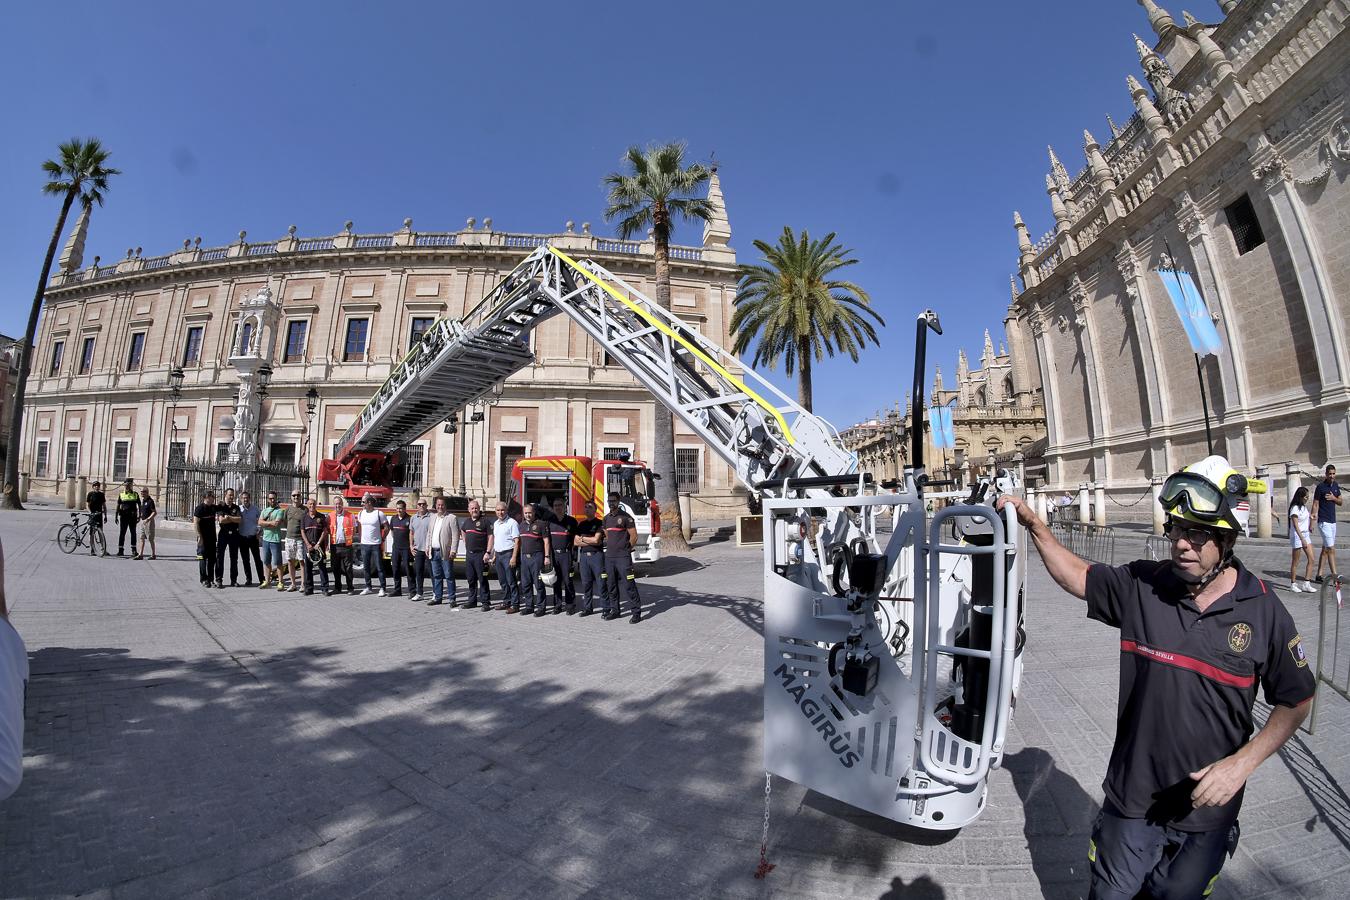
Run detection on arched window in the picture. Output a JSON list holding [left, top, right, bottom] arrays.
[[975, 386, 987, 407], [1004, 375, 1015, 401]]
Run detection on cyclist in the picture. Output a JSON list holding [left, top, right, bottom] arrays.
[[84, 480, 108, 557]]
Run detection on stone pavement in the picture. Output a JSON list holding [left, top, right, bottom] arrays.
[[1, 506, 1348, 899]]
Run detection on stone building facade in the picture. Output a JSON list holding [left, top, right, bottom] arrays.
[[1009, 0, 1350, 497], [842, 326, 1046, 485], [21, 173, 748, 516]]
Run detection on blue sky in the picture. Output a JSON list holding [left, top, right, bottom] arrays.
[[0, 0, 1209, 429]]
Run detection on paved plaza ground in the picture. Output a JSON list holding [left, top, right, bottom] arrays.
[[2, 505, 1349, 899]]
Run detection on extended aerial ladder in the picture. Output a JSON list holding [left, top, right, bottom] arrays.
[[323, 244, 1027, 831]]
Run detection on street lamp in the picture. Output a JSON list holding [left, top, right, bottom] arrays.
[[305, 385, 319, 419], [167, 365, 185, 462]]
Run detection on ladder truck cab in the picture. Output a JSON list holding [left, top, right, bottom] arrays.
[[509, 452, 661, 563]]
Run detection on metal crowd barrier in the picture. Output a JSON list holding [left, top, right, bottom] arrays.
[[1308, 574, 1350, 736], [1144, 535, 1170, 562], [1048, 521, 1117, 566]]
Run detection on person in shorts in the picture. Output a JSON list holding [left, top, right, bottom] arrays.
[[283, 491, 306, 592], [135, 486, 157, 560], [259, 491, 284, 588], [1314, 464, 1342, 583]]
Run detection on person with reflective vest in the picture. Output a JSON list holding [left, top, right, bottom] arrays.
[[515, 503, 552, 617], [998, 456, 1315, 899], [602, 492, 642, 623], [459, 499, 493, 610], [548, 497, 578, 614], [328, 497, 358, 596], [115, 479, 139, 556], [574, 500, 605, 617]]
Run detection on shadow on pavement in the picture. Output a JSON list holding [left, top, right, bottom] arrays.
[[1004, 747, 1096, 900], [877, 874, 946, 898], [641, 583, 763, 633]]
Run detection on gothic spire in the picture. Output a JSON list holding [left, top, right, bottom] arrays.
[[1138, 0, 1177, 39], [701, 161, 731, 250]]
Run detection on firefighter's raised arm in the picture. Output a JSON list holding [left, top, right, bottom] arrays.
[[996, 495, 1089, 599]]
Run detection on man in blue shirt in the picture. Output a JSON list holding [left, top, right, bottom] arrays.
[[237, 490, 263, 586], [1314, 464, 1342, 583]]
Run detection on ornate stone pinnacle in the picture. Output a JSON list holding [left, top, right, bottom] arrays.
[[1107, 114, 1121, 137], [1127, 74, 1145, 94], [287, 224, 297, 236], [1084, 129, 1099, 148], [1134, 33, 1153, 62], [1138, 0, 1176, 39], [402, 217, 413, 229], [1013, 210, 1025, 227], [238, 230, 247, 241], [1182, 10, 1199, 29], [1045, 173, 1057, 191], [343, 220, 354, 233], [1010, 274, 1019, 299]]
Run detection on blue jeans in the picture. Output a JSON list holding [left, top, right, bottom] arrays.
[[429, 548, 455, 603], [359, 544, 385, 590]]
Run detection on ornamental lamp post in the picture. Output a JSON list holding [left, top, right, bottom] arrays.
[[168, 365, 185, 461]]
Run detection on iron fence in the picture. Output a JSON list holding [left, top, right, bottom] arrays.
[[164, 457, 310, 520], [1308, 574, 1350, 736], [1049, 521, 1117, 565]]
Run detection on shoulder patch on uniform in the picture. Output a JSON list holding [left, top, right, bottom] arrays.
[[1288, 635, 1308, 668]]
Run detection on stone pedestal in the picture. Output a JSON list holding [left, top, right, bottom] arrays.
[[1255, 465, 1272, 539], [1151, 476, 1165, 536], [66, 475, 77, 509], [1078, 484, 1091, 524], [678, 492, 693, 542], [1094, 483, 1107, 527], [19, 473, 29, 502]]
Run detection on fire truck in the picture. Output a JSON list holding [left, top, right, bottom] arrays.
[[509, 453, 661, 562], [318, 243, 1027, 832]]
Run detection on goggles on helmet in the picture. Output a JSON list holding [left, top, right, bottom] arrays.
[[1159, 472, 1240, 530]]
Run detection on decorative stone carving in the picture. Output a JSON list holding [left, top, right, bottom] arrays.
[[1329, 118, 1350, 163], [1174, 192, 1207, 238]]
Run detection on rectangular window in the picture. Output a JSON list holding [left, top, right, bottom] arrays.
[[499, 444, 528, 502], [283, 320, 308, 363], [409, 317, 434, 352], [126, 332, 146, 371], [216, 441, 231, 464], [675, 447, 701, 493], [64, 440, 79, 479], [48, 340, 64, 376], [1224, 194, 1266, 255], [343, 318, 369, 362], [601, 446, 630, 461], [401, 444, 426, 488], [183, 326, 204, 366], [78, 336, 96, 374], [35, 440, 49, 477], [239, 321, 255, 355], [268, 443, 296, 466], [112, 441, 130, 481], [169, 441, 187, 465]]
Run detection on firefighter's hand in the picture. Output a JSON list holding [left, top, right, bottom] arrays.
[[995, 494, 1038, 528], [1189, 756, 1253, 808]]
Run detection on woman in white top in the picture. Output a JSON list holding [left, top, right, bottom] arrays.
[[1289, 486, 1315, 592]]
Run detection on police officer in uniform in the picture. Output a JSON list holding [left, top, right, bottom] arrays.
[[602, 492, 642, 623], [999, 457, 1315, 899], [516, 503, 552, 617], [574, 501, 605, 617], [548, 497, 578, 614], [460, 500, 493, 610]]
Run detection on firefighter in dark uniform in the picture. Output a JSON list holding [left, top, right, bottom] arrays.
[[602, 492, 642, 623], [515, 503, 552, 617], [999, 456, 1315, 899], [575, 500, 605, 617], [548, 497, 578, 614], [460, 500, 493, 610]]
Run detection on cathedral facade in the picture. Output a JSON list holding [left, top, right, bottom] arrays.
[[1008, 0, 1350, 495]]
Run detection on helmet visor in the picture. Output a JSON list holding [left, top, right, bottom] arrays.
[[1159, 472, 1227, 521]]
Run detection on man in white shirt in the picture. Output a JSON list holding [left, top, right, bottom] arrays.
[[356, 493, 389, 596], [1, 537, 28, 802], [487, 500, 520, 612]]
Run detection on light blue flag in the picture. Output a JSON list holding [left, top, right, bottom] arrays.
[[928, 405, 955, 448], [1156, 267, 1223, 357]]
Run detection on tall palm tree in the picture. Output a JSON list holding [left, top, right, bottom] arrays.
[[4, 138, 119, 509], [731, 227, 883, 412], [603, 141, 712, 551]]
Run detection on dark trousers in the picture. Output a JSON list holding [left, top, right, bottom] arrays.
[[550, 549, 575, 610], [118, 516, 137, 553], [465, 550, 491, 607], [198, 533, 217, 584], [331, 544, 353, 593], [304, 550, 330, 593], [89, 513, 105, 555], [604, 552, 640, 615], [412, 550, 429, 596], [215, 531, 240, 583], [238, 534, 263, 582], [1088, 804, 1236, 900], [578, 550, 604, 612], [519, 552, 547, 612], [494, 555, 518, 609], [359, 544, 385, 590], [391, 544, 411, 593]]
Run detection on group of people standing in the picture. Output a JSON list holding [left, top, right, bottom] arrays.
[[189, 489, 646, 622], [83, 478, 157, 559]]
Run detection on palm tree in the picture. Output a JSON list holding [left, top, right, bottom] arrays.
[[603, 141, 712, 551], [731, 227, 883, 413], [4, 138, 119, 509]]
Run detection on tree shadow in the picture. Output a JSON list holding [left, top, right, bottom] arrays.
[[1003, 747, 1096, 900], [640, 583, 763, 633], [878, 874, 946, 899]]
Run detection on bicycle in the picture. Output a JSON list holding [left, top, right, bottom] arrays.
[[57, 512, 107, 555]]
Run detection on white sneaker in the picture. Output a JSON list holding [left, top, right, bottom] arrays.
[[377, 589, 388, 597], [360, 588, 374, 596], [1302, 580, 1316, 592], [409, 593, 420, 601], [1290, 582, 1303, 592]]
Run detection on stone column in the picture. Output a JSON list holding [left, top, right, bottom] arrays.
[[1027, 308, 1061, 484], [1174, 191, 1251, 463], [78, 475, 88, 505], [66, 475, 77, 509], [1151, 476, 1165, 535], [1078, 483, 1091, 524], [1068, 276, 1108, 480], [1094, 482, 1107, 527], [1252, 145, 1350, 458], [1285, 461, 1303, 523], [1255, 464, 1272, 539], [19, 473, 29, 502]]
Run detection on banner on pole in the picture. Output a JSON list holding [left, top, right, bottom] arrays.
[[928, 405, 955, 448], [1156, 266, 1223, 357]]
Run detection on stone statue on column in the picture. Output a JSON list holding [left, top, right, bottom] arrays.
[[227, 285, 280, 466]]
